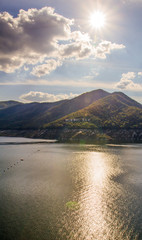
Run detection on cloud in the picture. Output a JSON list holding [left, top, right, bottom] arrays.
[[0, 7, 125, 74], [31, 60, 62, 77], [24, 66, 29, 71], [122, 0, 142, 3], [0, 78, 114, 90], [95, 41, 125, 59], [59, 40, 125, 60], [116, 72, 142, 90], [59, 31, 94, 59], [20, 91, 78, 102], [59, 41, 93, 60], [0, 7, 73, 73]]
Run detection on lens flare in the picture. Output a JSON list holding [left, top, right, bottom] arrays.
[[90, 11, 106, 29]]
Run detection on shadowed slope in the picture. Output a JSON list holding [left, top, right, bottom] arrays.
[[0, 101, 22, 110], [0, 89, 109, 129], [45, 92, 142, 129]]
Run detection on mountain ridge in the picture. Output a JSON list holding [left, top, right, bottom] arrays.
[[0, 89, 110, 129], [0, 100, 22, 110], [0, 89, 141, 143], [44, 92, 142, 130]]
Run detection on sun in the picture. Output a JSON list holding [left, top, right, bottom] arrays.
[[89, 11, 106, 29]]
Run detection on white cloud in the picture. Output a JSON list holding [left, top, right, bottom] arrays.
[[83, 71, 99, 80], [116, 72, 142, 90], [95, 41, 125, 59], [0, 7, 125, 74], [71, 31, 91, 42], [123, 72, 136, 79], [24, 66, 29, 71], [31, 60, 62, 77], [138, 72, 142, 76], [20, 91, 78, 102]]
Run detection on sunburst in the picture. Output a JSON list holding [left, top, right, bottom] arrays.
[[90, 11, 106, 29]]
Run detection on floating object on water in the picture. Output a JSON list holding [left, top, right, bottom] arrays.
[[20, 159, 24, 161], [65, 201, 79, 210]]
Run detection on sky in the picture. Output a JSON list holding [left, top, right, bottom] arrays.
[[0, 0, 142, 103]]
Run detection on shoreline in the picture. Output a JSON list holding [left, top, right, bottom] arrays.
[[0, 128, 142, 144]]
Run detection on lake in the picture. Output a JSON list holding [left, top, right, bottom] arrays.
[[0, 137, 142, 240]]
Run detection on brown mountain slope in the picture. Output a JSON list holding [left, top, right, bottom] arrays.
[[0, 89, 109, 129], [45, 92, 142, 129]]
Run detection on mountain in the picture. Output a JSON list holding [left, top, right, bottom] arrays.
[[0, 90, 141, 143], [0, 100, 22, 110], [45, 92, 142, 130], [0, 89, 109, 129], [0, 100, 66, 129]]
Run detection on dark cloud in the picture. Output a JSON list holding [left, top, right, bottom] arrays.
[[59, 41, 93, 59], [0, 7, 72, 72]]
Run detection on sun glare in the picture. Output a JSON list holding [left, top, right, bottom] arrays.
[[90, 11, 106, 29]]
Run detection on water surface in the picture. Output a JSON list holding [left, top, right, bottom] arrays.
[[0, 137, 142, 240]]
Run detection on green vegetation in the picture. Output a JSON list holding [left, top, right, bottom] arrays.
[[65, 201, 79, 210], [0, 90, 141, 143], [44, 93, 142, 130], [0, 89, 109, 129]]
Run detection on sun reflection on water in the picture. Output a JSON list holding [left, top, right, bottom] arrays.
[[0, 143, 141, 240], [76, 152, 110, 239], [89, 152, 108, 185], [58, 149, 140, 240], [58, 151, 112, 239]]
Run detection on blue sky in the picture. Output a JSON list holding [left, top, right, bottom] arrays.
[[0, 0, 142, 103]]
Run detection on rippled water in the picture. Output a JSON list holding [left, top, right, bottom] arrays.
[[0, 137, 142, 240]]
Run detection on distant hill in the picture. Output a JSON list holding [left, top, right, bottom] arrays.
[[0, 89, 109, 129], [45, 92, 142, 130], [0, 101, 22, 110], [0, 100, 66, 129]]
